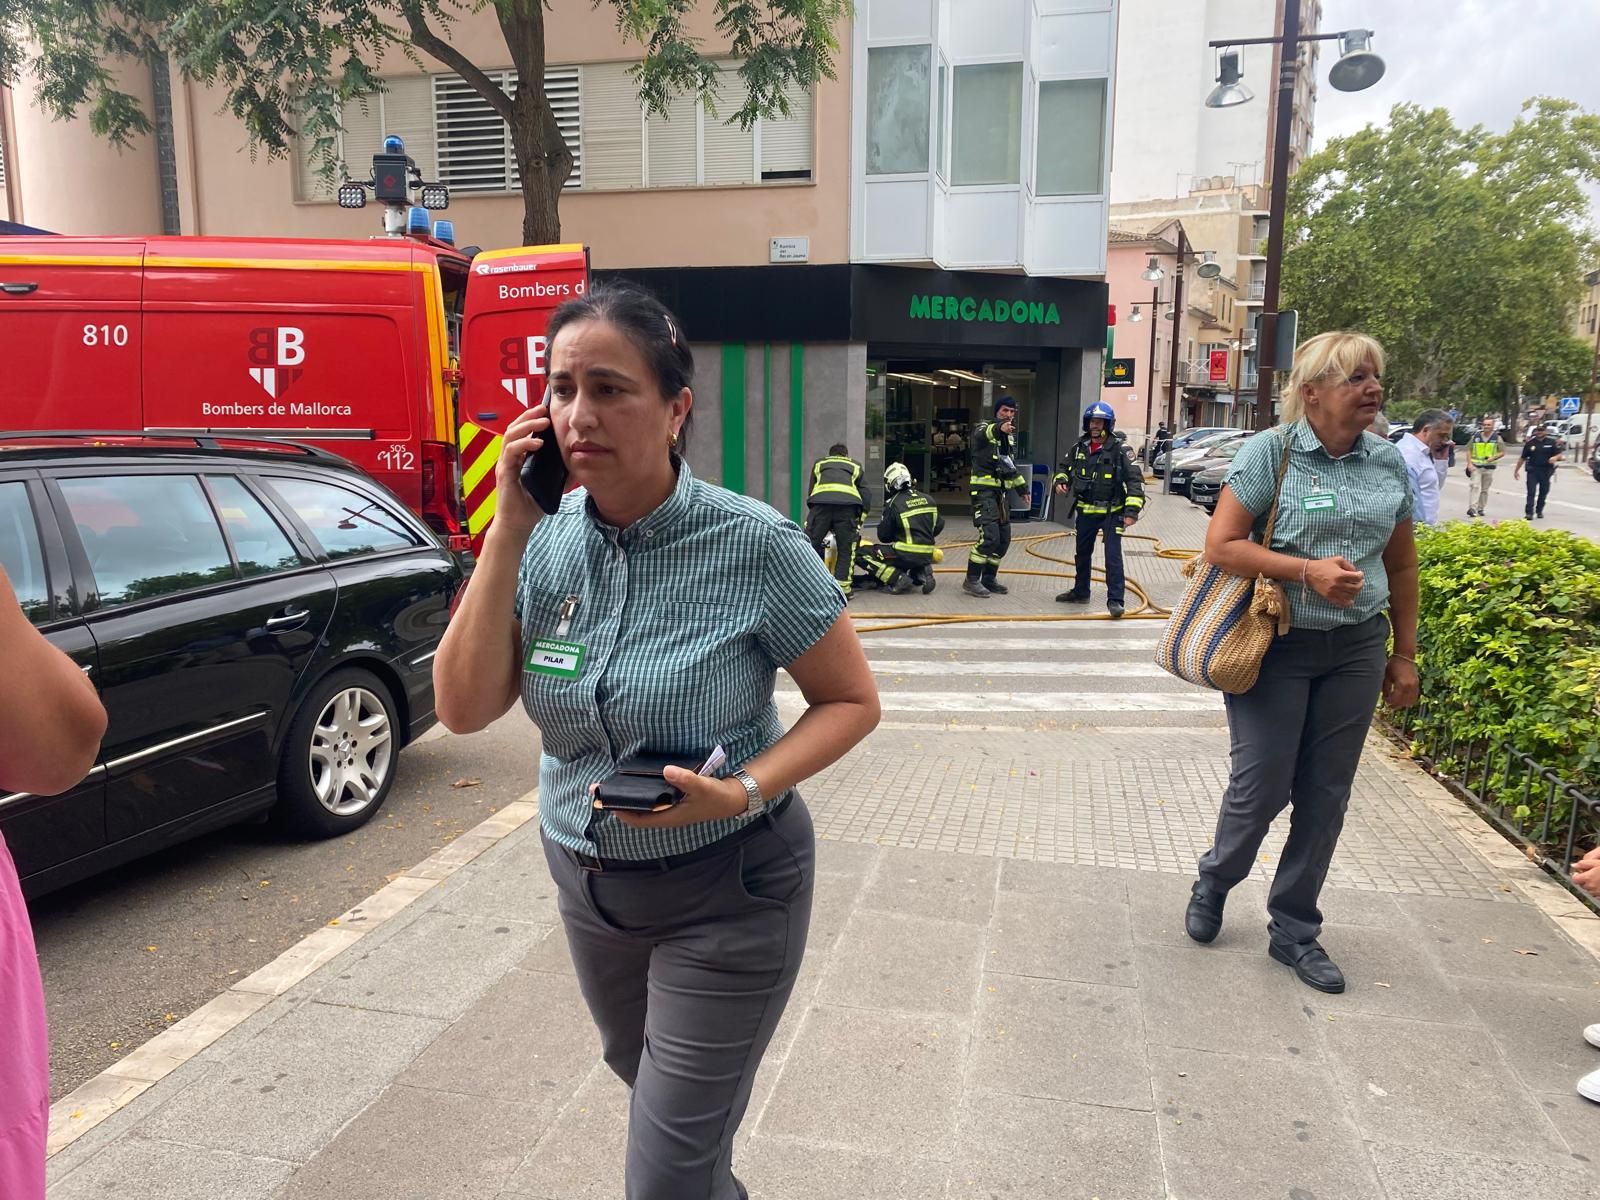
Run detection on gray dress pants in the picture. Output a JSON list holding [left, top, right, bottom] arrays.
[[1198, 614, 1389, 947], [542, 798, 815, 1200]]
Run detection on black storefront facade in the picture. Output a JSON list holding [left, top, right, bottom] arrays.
[[603, 263, 1109, 518]]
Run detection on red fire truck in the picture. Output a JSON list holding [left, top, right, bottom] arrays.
[[0, 143, 586, 551]]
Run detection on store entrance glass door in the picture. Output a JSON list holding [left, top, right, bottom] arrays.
[[878, 362, 1037, 506]]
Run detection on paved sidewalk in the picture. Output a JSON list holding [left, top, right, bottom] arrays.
[[43, 490, 1600, 1199]]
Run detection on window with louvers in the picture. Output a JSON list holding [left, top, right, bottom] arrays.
[[433, 69, 581, 194]]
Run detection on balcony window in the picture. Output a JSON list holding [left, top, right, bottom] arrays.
[[866, 45, 931, 175], [1034, 79, 1105, 196], [951, 63, 1023, 186]]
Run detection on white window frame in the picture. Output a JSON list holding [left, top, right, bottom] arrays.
[[432, 67, 582, 196], [636, 59, 813, 189], [946, 54, 1026, 193]]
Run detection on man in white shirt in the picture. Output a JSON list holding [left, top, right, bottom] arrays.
[[1397, 409, 1454, 524]]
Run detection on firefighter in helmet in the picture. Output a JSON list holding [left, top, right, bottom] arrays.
[[965, 397, 1029, 599], [857, 462, 945, 594], [1054, 401, 1144, 617], [806, 442, 865, 597]]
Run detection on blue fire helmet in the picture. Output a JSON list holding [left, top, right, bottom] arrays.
[[1083, 401, 1117, 433]]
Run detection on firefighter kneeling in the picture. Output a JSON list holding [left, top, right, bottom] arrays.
[[855, 463, 945, 594], [1054, 401, 1144, 618]]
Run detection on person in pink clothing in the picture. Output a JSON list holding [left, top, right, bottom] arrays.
[[0, 567, 107, 1200]]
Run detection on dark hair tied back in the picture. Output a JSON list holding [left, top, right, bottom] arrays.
[[545, 280, 696, 451]]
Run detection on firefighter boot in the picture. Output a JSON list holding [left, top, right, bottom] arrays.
[[962, 567, 991, 599], [981, 567, 1009, 595], [918, 567, 937, 595]]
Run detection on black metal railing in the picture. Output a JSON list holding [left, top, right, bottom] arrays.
[[1388, 701, 1600, 914]]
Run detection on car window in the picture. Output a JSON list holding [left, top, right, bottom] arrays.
[[59, 475, 235, 607], [267, 477, 418, 560], [0, 482, 50, 625], [205, 476, 305, 578]]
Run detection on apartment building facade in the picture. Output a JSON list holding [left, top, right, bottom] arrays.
[[1, 0, 1116, 512]]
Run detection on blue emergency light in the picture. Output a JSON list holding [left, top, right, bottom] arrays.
[[384, 135, 405, 155], [406, 207, 430, 235], [432, 220, 456, 245]]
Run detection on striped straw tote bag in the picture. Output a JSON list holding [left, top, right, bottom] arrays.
[[1155, 431, 1292, 694]]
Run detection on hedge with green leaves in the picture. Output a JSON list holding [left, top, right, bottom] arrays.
[[1405, 521, 1600, 837]]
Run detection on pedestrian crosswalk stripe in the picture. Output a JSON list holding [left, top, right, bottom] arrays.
[[856, 659, 1172, 677], [859, 635, 1164, 652], [777, 690, 1221, 713]]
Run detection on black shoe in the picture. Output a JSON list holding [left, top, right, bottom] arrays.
[[890, 575, 914, 595], [1055, 591, 1090, 604], [1107, 600, 1125, 618], [963, 578, 991, 599], [1466, 509, 1476, 518], [1537, 511, 1546, 519], [983, 578, 1010, 595], [921, 574, 937, 595], [1184, 882, 1225, 944], [1268, 941, 1346, 993]]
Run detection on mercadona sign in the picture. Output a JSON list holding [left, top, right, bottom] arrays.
[[908, 293, 1063, 326]]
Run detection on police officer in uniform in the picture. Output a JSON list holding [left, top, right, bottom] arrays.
[[965, 397, 1029, 599], [806, 442, 865, 595], [858, 462, 945, 594], [1515, 421, 1565, 520], [1054, 401, 1145, 617]]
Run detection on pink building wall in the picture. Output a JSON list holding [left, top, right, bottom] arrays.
[[1101, 241, 1172, 444]]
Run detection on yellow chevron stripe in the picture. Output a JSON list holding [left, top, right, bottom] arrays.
[[468, 489, 498, 536], [459, 422, 482, 452], [463, 436, 502, 494]]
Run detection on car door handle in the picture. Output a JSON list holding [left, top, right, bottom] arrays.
[[1, 282, 39, 295], [265, 608, 312, 633]]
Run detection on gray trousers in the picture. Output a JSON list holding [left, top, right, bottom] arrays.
[[542, 799, 815, 1200], [1198, 614, 1388, 947]]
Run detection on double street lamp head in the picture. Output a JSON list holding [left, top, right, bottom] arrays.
[[1205, 30, 1385, 108]]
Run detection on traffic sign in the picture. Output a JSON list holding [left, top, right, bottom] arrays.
[[1559, 396, 1581, 417]]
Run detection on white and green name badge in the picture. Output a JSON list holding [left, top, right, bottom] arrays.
[[1302, 492, 1337, 513], [525, 637, 586, 679], [526, 593, 585, 678]]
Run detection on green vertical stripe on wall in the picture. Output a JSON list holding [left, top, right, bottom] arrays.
[[789, 344, 805, 520], [762, 344, 772, 504], [721, 344, 747, 495]]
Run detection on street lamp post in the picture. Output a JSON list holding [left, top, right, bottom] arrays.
[[1141, 227, 1221, 491], [1205, 5, 1386, 431]]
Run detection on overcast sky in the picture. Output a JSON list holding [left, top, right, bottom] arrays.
[[1314, 0, 1600, 214]]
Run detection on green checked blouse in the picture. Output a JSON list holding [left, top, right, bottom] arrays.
[[1225, 421, 1415, 630], [514, 463, 845, 858]]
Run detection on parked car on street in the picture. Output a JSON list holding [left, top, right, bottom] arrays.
[[0, 433, 463, 896], [1155, 429, 1249, 478], [1173, 436, 1254, 502], [1150, 427, 1235, 475]]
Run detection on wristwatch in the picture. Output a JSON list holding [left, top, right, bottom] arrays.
[[732, 768, 767, 816]]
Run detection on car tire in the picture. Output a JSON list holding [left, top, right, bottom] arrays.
[[273, 668, 400, 838]]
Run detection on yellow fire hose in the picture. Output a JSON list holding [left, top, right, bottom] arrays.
[[851, 529, 1203, 634]]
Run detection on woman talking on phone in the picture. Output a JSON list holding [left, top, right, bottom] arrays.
[[434, 282, 879, 1199]]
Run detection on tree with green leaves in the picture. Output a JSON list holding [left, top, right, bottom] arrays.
[[1283, 99, 1600, 419], [1, 0, 849, 244]]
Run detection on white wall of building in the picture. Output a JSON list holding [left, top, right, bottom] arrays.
[[1109, 0, 1286, 204]]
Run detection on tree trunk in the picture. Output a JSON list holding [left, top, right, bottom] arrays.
[[510, 103, 570, 245]]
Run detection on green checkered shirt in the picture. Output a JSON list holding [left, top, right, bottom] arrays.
[[1225, 421, 1414, 630], [515, 463, 844, 858]]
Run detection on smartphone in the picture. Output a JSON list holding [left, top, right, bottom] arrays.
[[519, 428, 567, 515]]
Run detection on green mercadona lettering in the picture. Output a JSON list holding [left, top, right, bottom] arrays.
[[908, 294, 1062, 326]]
